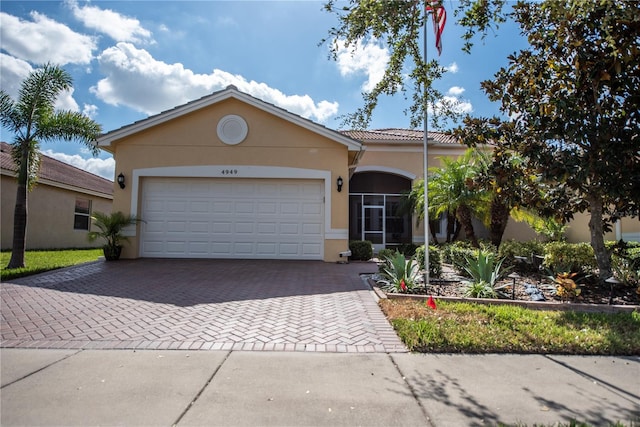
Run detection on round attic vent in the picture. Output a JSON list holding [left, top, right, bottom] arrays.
[[217, 115, 248, 145]]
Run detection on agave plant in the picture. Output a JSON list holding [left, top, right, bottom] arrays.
[[377, 251, 421, 293], [460, 250, 511, 298]]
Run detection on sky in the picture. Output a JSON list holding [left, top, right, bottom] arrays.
[[0, 1, 527, 181]]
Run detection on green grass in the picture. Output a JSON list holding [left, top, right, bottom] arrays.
[[1, 249, 103, 281], [380, 299, 640, 355]]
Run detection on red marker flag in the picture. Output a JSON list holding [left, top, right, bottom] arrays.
[[426, 0, 446, 56], [427, 295, 437, 309]]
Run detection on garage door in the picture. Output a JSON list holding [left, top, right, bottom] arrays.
[[140, 177, 324, 259]]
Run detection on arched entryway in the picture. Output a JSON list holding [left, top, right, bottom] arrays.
[[349, 171, 412, 252]]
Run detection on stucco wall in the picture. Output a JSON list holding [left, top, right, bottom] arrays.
[[108, 98, 352, 261], [1, 175, 113, 250]]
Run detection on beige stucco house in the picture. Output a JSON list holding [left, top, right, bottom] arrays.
[[1, 142, 114, 250], [96, 86, 639, 262]]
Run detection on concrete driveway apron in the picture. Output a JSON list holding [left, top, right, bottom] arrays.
[[1, 259, 406, 353]]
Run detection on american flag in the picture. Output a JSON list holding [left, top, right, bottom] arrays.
[[426, 0, 446, 56]]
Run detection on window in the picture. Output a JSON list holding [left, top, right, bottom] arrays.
[[74, 198, 91, 230]]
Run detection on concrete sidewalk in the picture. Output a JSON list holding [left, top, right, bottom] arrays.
[[1, 349, 638, 426]]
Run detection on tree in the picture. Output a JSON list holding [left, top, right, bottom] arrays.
[[476, 0, 640, 280], [404, 149, 488, 248], [323, 0, 470, 129], [0, 64, 102, 268], [454, 118, 553, 247]]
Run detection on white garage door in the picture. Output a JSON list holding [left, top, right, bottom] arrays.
[[140, 177, 324, 259]]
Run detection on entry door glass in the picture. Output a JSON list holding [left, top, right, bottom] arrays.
[[364, 205, 384, 246]]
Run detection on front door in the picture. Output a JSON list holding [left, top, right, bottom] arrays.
[[364, 205, 385, 252]]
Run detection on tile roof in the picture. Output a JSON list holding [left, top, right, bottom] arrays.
[[341, 128, 459, 145], [1, 142, 113, 197]]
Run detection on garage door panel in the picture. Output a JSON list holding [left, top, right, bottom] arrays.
[[303, 223, 322, 235], [303, 203, 323, 215], [189, 221, 209, 233], [190, 201, 209, 213], [258, 223, 277, 234], [212, 201, 233, 214], [302, 243, 322, 256], [188, 241, 209, 254], [235, 202, 255, 214], [235, 222, 254, 233], [212, 222, 233, 233], [280, 203, 300, 215], [141, 178, 324, 259]]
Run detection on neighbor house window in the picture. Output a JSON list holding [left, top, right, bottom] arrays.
[[74, 198, 91, 230]]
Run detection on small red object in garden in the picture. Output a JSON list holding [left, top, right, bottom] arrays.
[[427, 295, 437, 310], [400, 280, 407, 291]]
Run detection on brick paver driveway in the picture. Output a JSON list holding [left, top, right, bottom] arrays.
[[1, 259, 406, 352]]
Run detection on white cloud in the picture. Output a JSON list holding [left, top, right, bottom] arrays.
[[447, 86, 465, 96], [430, 96, 473, 116], [446, 62, 459, 73], [0, 54, 33, 98], [42, 150, 115, 180], [0, 11, 96, 65], [0, 55, 82, 113], [91, 42, 339, 123], [54, 87, 80, 112], [335, 38, 389, 92], [82, 104, 99, 119], [66, 0, 153, 44]]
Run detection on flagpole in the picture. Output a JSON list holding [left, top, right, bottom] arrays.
[[423, 2, 430, 287]]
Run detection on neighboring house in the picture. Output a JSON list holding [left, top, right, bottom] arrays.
[[1, 142, 114, 250], [96, 86, 639, 262]]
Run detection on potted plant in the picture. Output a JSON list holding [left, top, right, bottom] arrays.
[[88, 211, 141, 261]]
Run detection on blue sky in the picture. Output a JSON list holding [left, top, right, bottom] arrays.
[[0, 1, 527, 180]]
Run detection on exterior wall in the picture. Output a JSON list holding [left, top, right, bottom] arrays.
[[109, 98, 351, 261], [355, 143, 475, 246], [1, 174, 113, 250], [566, 212, 640, 243]]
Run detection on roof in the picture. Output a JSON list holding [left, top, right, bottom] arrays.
[[341, 128, 460, 145], [1, 142, 114, 198], [97, 85, 363, 152]]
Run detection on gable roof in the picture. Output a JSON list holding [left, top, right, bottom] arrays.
[[97, 85, 363, 152], [1, 142, 113, 198], [341, 128, 459, 145]]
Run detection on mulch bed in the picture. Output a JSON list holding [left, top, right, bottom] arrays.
[[372, 263, 640, 307]]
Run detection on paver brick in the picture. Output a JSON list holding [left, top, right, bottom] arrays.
[[1, 259, 406, 353]]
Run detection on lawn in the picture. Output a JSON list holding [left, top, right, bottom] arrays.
[[380, 299, 640, 355], [1, 249, 103, 281]]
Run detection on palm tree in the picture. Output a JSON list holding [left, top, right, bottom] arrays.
[[429, 151, 488, 248], [0, 64, 102, 268], [403, 149, 488, 248]]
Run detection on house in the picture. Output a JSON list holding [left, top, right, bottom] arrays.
[[1, 142, 114, 250], [96, 86, 639, 262]]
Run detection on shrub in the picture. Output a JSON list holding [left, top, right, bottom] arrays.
[[396, 243, 418, 256], [377, 248, 395, 261], [611, 244, 640, 286], [499, 239, 545, 259], [551, 272, 582, 301], [414, 245, 442, 278], [349, 240, 373, 261], [440, 241, 476, 273], [377, 251, 421, 293], [543, 242, 597, 274]]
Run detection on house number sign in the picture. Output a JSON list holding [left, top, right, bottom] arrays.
[[221, 169, 239, 175]]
